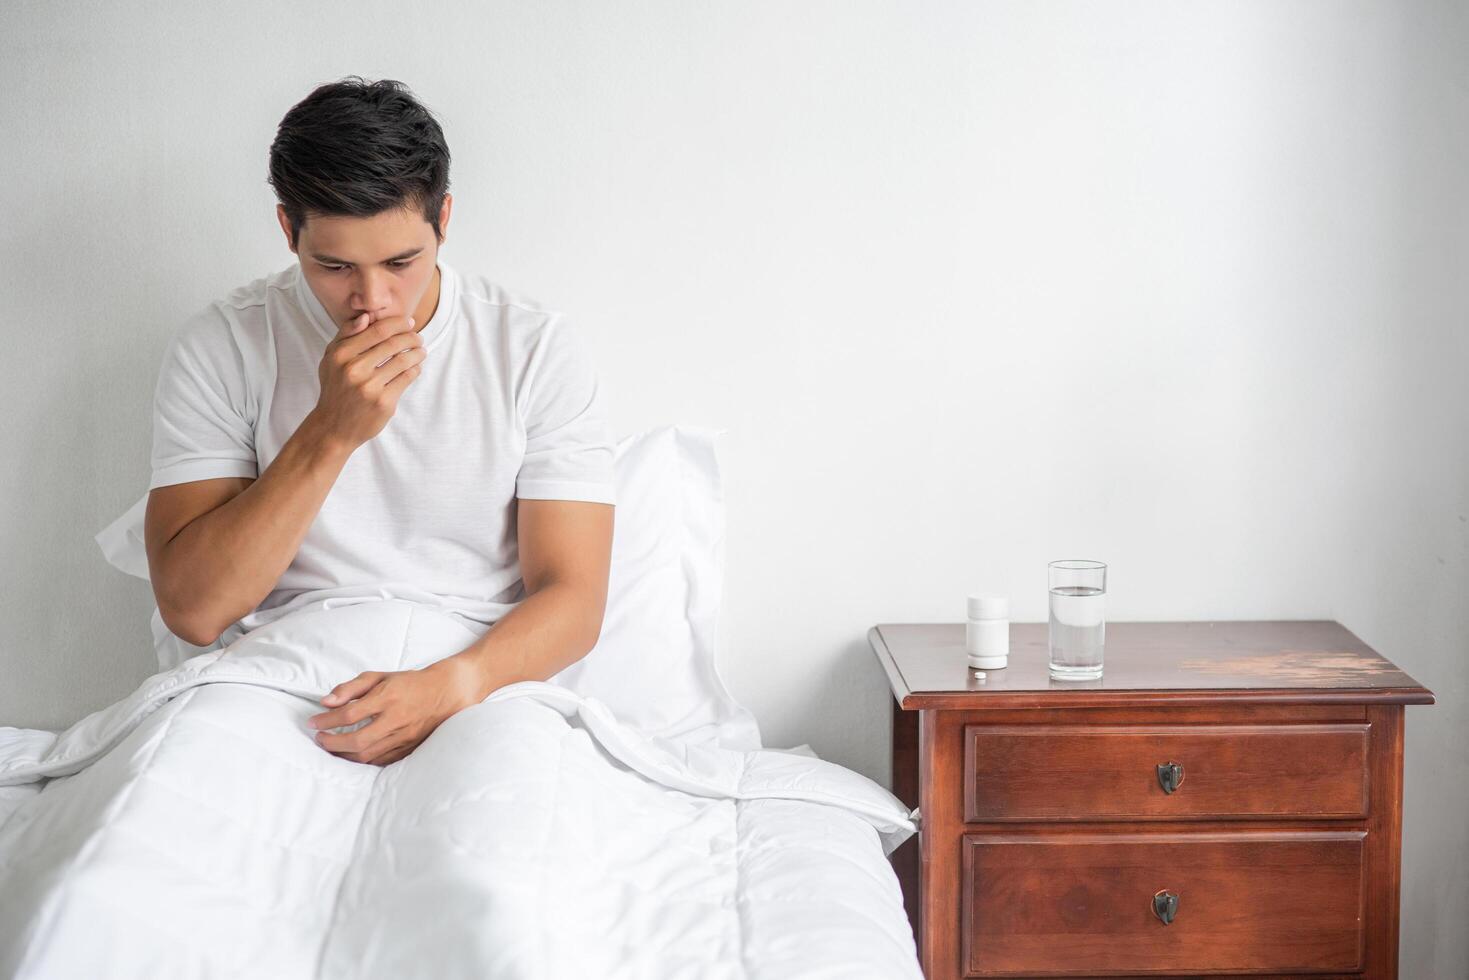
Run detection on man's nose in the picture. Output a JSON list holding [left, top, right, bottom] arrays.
[[351, 271, 393, 316]]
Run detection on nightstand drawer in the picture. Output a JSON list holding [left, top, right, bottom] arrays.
[[961, 830, 1366, 977], [963, 723, 1370, 822]]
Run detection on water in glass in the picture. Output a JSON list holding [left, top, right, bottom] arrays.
[[1048, 585, 1105, 680]]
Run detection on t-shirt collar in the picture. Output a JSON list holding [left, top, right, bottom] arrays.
[[293, 258, 459, 351]]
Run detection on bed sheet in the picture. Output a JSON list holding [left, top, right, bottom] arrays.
[[0, 598, 920, 979]]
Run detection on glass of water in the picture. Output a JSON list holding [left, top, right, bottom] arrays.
[[1048, 560, 1106, 680]]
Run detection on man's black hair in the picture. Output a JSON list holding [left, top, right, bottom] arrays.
[[268, 76, 451, 246]]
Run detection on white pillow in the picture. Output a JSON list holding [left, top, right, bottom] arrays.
[[92, 424, 762, 750], [554, 426, 761, 749]]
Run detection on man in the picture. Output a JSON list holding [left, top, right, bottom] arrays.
[[143, 76, 615, 768]]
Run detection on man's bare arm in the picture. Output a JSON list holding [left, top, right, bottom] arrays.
[[145, 413, 353, 646], [447, 497, 615, 696], [146, 310, 429, 646]]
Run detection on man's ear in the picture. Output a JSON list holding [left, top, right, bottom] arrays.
[[276, 204, 297, 253], [437, 193, 453, 244]]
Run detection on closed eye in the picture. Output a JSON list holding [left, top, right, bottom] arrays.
[[320, 259, 415, 273]]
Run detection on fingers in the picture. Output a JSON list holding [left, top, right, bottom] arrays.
[[367, 345, 428, 382], [372, 350, 426, 389], [382, 362, 423, 395], [318, 721, 404, 759], [335, 315, 415, 360], [309, 691, 380, 732], [321, 671, 385, 708], [371, 744, 413, 767], [354, 321, 421, 365], [341, 310, 390, 335]]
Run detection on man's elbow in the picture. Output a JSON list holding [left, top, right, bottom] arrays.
[[158, 604, 223, 648], [581, 609, 606, 655], [154, 584, 225, 648]]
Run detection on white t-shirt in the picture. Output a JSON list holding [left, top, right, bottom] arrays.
[[149, 259, 615, 641]]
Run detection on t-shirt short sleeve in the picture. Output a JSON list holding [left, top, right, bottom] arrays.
[[515, 313, 616, 504], [149, 306, 259, 490]]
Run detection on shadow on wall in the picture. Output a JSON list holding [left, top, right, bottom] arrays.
[[747, 636, 895, 787]]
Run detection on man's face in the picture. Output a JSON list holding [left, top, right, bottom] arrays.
[[280, 196, 450, 331]]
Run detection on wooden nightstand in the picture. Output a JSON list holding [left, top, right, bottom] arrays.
[[869, 621, 1434, 980]]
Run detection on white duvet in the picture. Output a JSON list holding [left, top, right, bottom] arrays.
[[0, 598, 920, 979]]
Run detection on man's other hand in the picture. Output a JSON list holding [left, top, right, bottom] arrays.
[[306, 657, 482, 766]]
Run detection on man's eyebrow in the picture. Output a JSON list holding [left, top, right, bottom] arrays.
[[309, 247, 426, 265]]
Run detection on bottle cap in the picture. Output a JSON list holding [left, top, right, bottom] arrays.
[[968, 651, 1008, 670], [966, 594, 1009, 620]]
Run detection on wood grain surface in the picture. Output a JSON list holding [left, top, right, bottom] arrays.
[[871, 621, 1434, 710]]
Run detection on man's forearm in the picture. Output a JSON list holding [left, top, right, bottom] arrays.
[[154, 411, 353, 645], [442, 580, 606, 701]]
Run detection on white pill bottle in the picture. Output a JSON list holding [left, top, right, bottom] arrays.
[[965, 595, 1009, 670]]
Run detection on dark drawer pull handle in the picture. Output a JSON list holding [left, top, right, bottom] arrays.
[[1152, 889, 1180, 925], [1156, 761, 1185, 794]]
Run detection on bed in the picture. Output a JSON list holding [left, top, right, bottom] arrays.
[[0, 426, 921, 979]]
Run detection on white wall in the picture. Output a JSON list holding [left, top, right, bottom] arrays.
[[2, 2, 1464, 974]]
